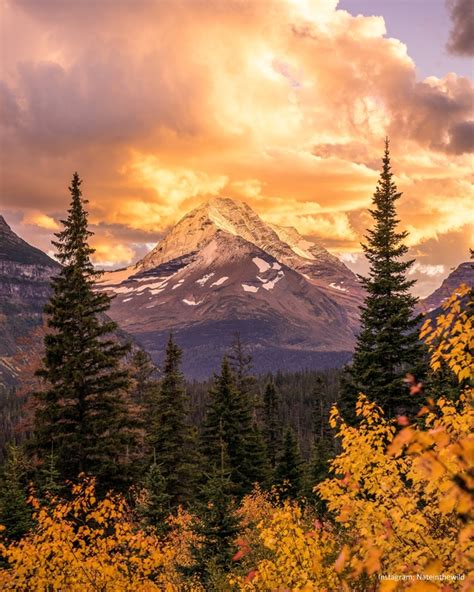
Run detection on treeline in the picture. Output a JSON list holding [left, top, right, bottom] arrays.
[[0, 366, 340, 463], [187, 365, 341, 459]]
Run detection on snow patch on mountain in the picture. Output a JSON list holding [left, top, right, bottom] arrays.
[[242, 284, 259, 293], [110, 285, 135, 294], [136, 280, 169, 292], [211, 276, 228, 287], [196, 273, 215, 286], [252, 257, 271, 273], [329, 282, 347, 292], [183, 298, 203, 306], [262, 271, 284, 291]]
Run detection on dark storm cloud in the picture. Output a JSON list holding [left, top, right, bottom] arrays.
[[446, 0, 474, 56]]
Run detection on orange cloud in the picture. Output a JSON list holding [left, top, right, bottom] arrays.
[[22, 212, 60, 231], [0, 0, 472, 295]]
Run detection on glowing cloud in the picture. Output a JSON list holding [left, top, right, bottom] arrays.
[[0, 0, 471, 295]]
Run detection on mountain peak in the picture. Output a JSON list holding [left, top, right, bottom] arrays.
[[0, 214, 13, 234], [136, 196, 355, 282], [189, 196, 261, 234], [137, 196, 277, 270], [0, 213, 58, 267]]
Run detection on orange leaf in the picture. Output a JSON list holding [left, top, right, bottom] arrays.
[[334, 545, 349, 573]]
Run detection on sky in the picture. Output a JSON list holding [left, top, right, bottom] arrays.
[[0, 0, 472, 297]]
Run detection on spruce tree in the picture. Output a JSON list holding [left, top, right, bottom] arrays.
[[37, 443, 62, 498], [276, 428, 305, 499], [33, 173, 135, 491], [0, 446, 32, 540], [138, 462, 171, 535], [149, 334, 198, 508], [341, 140, 425, 419], [201, 357, 264, 495], [307, 438, 333, 493], [127, 349, 160, 474], [241, 421, 271, 488], [188, 469, 239, 589], [129, 349, 160, 408], [262, 380, 282, 470]]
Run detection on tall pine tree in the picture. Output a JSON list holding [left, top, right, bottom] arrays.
[[201, 357, 266, 495], [149, 334, 198, 508], [33, 173, 136, 491], [340, 140, 425, 419]]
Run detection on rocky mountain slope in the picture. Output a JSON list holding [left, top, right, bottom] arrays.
[[418, 261, 473, 313], [0, 215, 60, 385], [98, 198, 365, 377]]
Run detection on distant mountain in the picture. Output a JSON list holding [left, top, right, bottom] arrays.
[[98, 197, 365, 378], [2, 204, 469, 383], [419, 261, 473, 314], [0, 215, 59, 385]]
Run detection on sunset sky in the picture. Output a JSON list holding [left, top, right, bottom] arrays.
[[0, 0, 472, 297]]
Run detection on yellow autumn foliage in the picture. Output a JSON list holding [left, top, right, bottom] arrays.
[[420, 283, 473, 381], [0, 478, 202, 591], [234, 284, 474, 591]]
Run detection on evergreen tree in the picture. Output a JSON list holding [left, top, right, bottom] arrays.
[[340, 140, 426, 419], [262, 380, 282, 470], [228, 333, 257, 404], [137, 462, 171, 535], [276, 428, 305, 499], [33, 173, 135, 492], [188, 469, 239, 590], [149, 334, 198, 507], [129, 349, 160, 408], [242, 421, 271, 488], [0, 446, 32, 540], [308, 377, 334, 485], [126, 349, 160, 474], [307, 437, 333, 497], [36, 442, 63, 498], [311, 376, 332, 441], [201, 357, 263, 495]]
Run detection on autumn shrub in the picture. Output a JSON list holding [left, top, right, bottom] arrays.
[[0, 477, 202, 591], [233, 284, 473, 591]]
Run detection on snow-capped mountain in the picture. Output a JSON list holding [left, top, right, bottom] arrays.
[[98, 198, 365, 377]]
